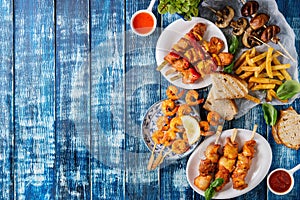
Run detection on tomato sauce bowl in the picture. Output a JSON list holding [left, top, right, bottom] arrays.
[[130, 10, 157, 36], [267, 164, 300, 195], [130, 0, 157, 36]]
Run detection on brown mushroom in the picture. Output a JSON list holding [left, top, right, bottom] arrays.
[[230, 18, 249, 36], [215, 6, 235, 29], [261, 25, 281, 43], [242, 27, 262, 48], [250, 13, 270, 30], [241, 1, 259, 17]]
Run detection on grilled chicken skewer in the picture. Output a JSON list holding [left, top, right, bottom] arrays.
[[231, 124, 257, 189], [157, 23, 233, 83], [214, 128, 239, 191], [194, 126, 223, 191]]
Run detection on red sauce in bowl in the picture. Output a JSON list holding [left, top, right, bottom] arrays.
[[268, 170, 292, 193], [132, 12, 155, 34]]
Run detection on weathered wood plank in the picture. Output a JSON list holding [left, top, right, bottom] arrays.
[[90, 0, 125, 199], [13, 0, 55, 199], [0, 0, 297, 199], [267, 1, 300, 199], [123, 0, 165, 199], [0, 0, 13, 199], [55, 0, 90, 198]]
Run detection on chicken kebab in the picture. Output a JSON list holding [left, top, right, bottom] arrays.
[[194, 125, 258, 193], [232, 124, 257, 189], [214, 128, 239, 191], [157, 23, 233, 84], [194, 125, 223, 191]]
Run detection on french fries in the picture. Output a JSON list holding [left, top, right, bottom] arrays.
[[244, 94, 261, 104], [266, 47, 274, 78], [248, 77, 282, 85], [234, 47, 292, 102]]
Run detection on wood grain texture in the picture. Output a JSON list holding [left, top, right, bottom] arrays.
[[55, 0, 90, 198], [269, 1, 300, 199], [0, 0, 298, 199], [124, 1, 164, 199], [90, 0, 125, 199], [0, 0, 13, 199], [13, 0, 56, 199]]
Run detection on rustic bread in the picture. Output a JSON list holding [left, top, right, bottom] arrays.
[[272, 107, 300, 150], [203, 88, 238, 120], [210, 72, 248, 100]]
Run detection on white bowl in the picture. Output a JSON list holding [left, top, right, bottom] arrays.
[[267, 168, 294, 195], [130, 10, 157, 36]]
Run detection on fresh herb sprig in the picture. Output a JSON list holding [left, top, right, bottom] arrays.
[[158, 0, 202, 21], [229, 35, 239, 55], [204, 178, 224, 200], [262, 103, 278, 126], [224, 35, 239, 73], [276, 80, 300, 100]]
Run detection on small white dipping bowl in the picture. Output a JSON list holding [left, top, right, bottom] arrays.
[[267, 164, 300, 195]]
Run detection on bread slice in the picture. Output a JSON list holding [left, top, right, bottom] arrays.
[[272, 107, 300, 150], [203, 88, 238, 120], [210, 72, 248, 100]]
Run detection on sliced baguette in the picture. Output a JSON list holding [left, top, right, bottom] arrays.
[[272, 107, 300, 150], [210, 72, 248, 100], [203, 88, 238, 120]]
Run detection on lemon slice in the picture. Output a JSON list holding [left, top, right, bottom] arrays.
[[181, 115, 201, 145]]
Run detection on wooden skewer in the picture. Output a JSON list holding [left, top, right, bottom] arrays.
[[151, 146, 165, 170], [158, 149, 173, 166], [250, 124, 258, 140], [165, 68, 177, 76], [156, 60, 168, 71], [250, 35, 290, 60], [215, 125, 223, 144], [147, 143, 157, 171], [259, 24, 295, 62], [205, 5, 217, 14], [170, 74, 183, 81], [278, 41, 296, 62], [231, 128, 238, 143]]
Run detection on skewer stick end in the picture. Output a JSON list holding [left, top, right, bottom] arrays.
[[278, 41, 297, 62], [251, 124, 258, 140], [147, 143, 157, 171], [204, 5, 217, 13], [251, 36, 291, 61], [156, 60, 168, 71], [170, 74, 183, 81], [214, 125, 223, 144], [159, 149, 173, 165], [151, 146, 165, 170], [231, 128, 238, 143]]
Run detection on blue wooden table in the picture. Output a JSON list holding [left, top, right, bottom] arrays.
[[0, 0, 299, 199]]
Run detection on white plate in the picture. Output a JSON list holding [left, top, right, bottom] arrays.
[[186, 128, 272, 199], [155, 17, 228, 90], [141, 100, 201, 160]]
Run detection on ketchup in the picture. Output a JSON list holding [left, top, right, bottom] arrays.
[[268, 170, 292, 193], [132, 12, 154, 34]]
